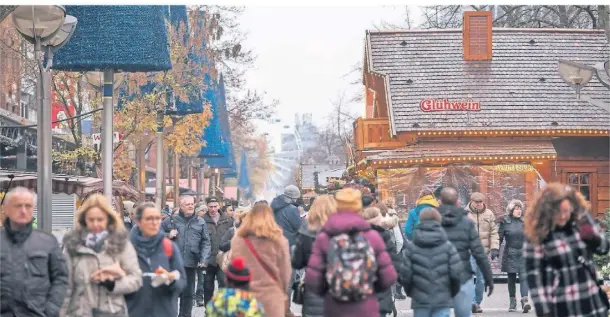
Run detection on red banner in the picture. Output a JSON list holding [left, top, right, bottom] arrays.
[[51, 82, 76, 129]]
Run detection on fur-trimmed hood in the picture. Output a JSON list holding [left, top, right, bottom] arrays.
[[62, 228, 129, 256], [505, 199, 524, 217]]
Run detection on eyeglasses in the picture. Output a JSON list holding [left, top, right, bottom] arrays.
[[473, 200, 484, 203], [142, 216, 162, 223]]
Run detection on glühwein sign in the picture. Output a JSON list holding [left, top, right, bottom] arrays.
[[420, 99, 481, 112]]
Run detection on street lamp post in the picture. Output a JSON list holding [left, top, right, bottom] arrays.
[[558, 59, 610, 112], [11, 6, 77, 233]]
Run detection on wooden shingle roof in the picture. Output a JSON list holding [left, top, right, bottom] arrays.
[[366, 28, 610, 133]]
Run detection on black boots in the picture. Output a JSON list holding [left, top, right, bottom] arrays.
[[521, 297, 531, 313], [509, 297, 517, 312]]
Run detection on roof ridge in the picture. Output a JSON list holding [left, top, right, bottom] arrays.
[[367, 28, 607, 35]]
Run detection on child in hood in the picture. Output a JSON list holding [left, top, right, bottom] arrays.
[[206, 257, 266, 317]]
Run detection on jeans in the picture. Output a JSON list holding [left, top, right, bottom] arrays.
[[179, 267, 197, 317], [507, 272, 528, 298], [453, 277, 475, 317], [413, 308, 451, 317], [470, 256, 484, 305]]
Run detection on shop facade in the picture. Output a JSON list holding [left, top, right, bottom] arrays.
[[354, 11, 610, 217]]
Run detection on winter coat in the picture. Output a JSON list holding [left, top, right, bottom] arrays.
[[125, 228, 186, 317], [203, 212, 234, 266], [305, 211, 398, 317], [399, 220, 463, 309], [404, 195, 439, 240], [271, 195, 303, 246], [60, 228, 143, 317], [524, 223, 610, 317], [205, 288, 266, 317], [466, 203, 500, 253], [292, 224, 324, 317], [437, 204, 493, 285], [230, 234, 292, 317], [371, 224, 401, 315], [498, 215, 525, 273], [160, 211, 211, 268], [392, 224, 404, 253], [218, 226, 235, 253], [0, 221, 69, 317]]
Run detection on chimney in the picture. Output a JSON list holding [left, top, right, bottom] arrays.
[[463, 11, 493, 61]]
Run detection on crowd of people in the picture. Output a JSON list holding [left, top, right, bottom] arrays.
[[1, 181, 609, 317]]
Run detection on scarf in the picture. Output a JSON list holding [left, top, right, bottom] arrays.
[[4, 219, 33, 244], [85, 230, 109, 253], [131, 227, 165, 258]]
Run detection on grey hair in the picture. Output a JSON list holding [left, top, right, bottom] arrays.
[[180, 195, 194, 205], [3, 186, 34, 205]]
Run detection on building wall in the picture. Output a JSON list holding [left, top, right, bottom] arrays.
[[0, 20, 21, 116]]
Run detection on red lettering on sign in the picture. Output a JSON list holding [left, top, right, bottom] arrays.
[[420, 99, 481, 112]]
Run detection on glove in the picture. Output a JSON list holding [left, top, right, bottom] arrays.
[[485, 282, 494, 297], [579, 223, 602, 249], [490, 249, 499, 260]]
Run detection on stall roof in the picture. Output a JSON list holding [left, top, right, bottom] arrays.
[[367, 139, 557, 162], [366, 28, 610, 133]]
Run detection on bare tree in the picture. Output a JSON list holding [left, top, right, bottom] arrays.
[[0, 6, 16, 23]]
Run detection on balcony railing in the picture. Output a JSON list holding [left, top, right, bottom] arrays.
[[353, 117, 403, 154]]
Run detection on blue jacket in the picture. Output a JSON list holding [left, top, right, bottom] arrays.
[[404, 195, 439, 240], [160, 211, 211, 268], [126, 228, 187, 317], [271, 195, 302, 246]]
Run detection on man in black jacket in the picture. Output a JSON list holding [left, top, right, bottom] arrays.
[[437, 186, 494, 317], [0, 187, 68, 317], [161, 195, 211, 317]]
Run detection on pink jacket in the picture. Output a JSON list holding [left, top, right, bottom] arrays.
[[305, 211, 397, 317]]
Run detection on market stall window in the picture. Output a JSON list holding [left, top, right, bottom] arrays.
[[567, 172, 592, 201]]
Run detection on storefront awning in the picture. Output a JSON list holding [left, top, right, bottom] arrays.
[[367, 140, 557, 166]]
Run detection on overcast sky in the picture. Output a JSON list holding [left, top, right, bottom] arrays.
[[239, 6, 422, 149]]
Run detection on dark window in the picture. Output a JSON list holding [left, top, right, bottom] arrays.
[[567, 172, 592, 201]]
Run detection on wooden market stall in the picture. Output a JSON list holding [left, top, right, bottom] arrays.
[[354, 12, 610, 217]]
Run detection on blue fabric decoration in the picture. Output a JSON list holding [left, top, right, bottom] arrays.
[[206, 74, 235, 168], [52, 6, 171, 72], [238, 151, 251, 196], [198, 78, 225, 158]]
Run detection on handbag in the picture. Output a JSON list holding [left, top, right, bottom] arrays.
[[92, 285, 127, 317], [292, 276, 305, 305]]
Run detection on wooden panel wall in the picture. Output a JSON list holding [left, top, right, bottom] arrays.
[[555, 160, 610, 217]]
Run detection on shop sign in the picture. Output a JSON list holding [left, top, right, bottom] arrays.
[[494, 164, 535, 172], [420, 99, 481, 112]]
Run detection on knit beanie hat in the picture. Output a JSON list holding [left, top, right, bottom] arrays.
[[470, 192, 485, 202], [335, 188, 362, 211], [224, 257, 251, 282]]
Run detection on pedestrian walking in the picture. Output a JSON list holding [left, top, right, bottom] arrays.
[[465, 192, 500, 313], [125, 203, 186, 317], [292, 195, 337, 317], [217, 207, 249, 264], [205, 256, 266, 317], [160, 194, 211, 317], [399, 208, 464, 317], [0, 187, 69, 317], [271, 185, 303, 316], [524, 183, 610, 317], [437, 187, 494, 317], [60, 194, 142, 317], [305, 188, 397, 317], [404, 189, 440, 241], [383, 208, 406, 302], [362, 206, 402, 317], [230, 202, 292, 317], [198, 197, 234, 307], [498, 199, 531, 313]]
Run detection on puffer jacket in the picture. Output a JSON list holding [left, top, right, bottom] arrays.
[[160, 211, 211, 268], [292, 224, 323, 317], [271, 195, 302, 246], [60, 228, 143, 317], [371, 224, 401, 315], [437, 204, 493, 286], [404, 195, 439, 240], [400, 220, 463, 309], [466, 203, 499, 253], [203, 212, 233, 266]]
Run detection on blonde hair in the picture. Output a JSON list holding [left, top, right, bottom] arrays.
[[237, 203, 283, 241], [307, 195, 337, 231], [75, 194, 124, 232]]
